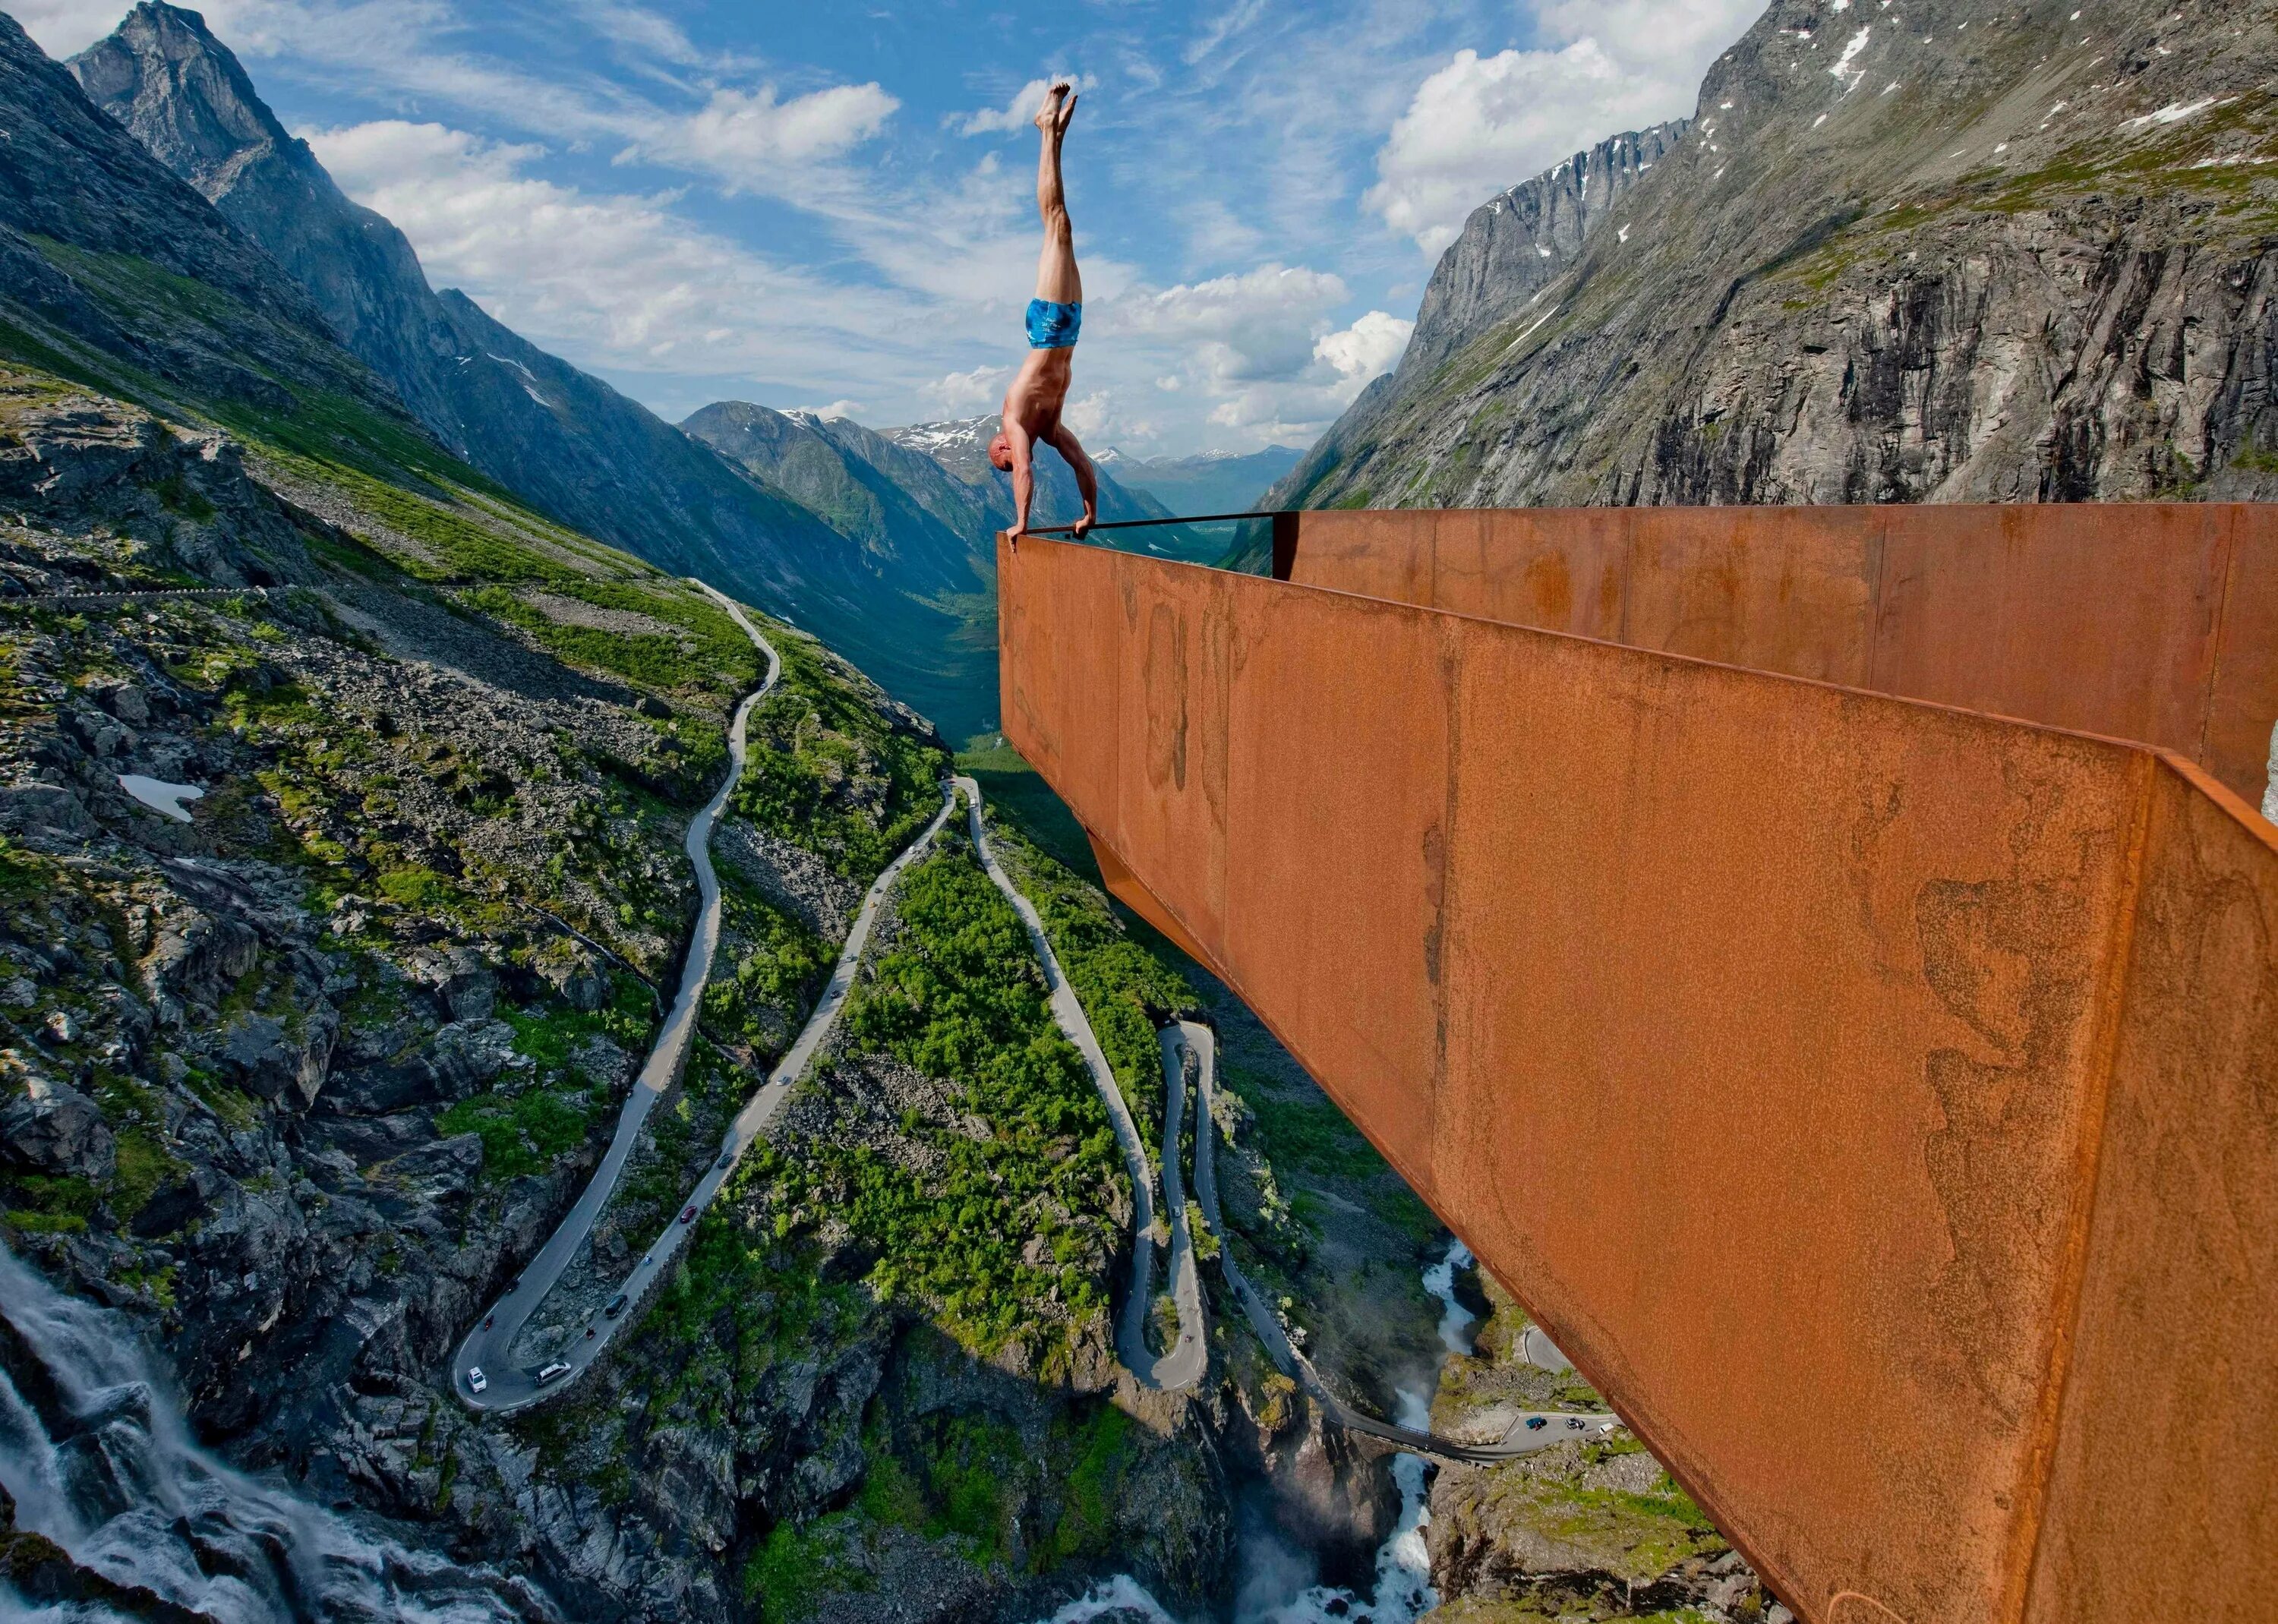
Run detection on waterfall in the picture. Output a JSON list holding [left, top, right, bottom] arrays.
[[1036, 1235, 1478, 1624], [0, 1243, 557, 1622]]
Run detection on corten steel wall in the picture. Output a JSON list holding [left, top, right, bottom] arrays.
[[997, 531, 2278, 1624], [1276, 504, 2278, 806]]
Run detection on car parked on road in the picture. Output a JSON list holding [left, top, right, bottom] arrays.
[[1525, 1415, 1547, 1430], [536, 1361, 571, 1386], [467, 1367, 487, 1394], [680, 1206, 697, 1224], [605, 1293, 629, 1319]]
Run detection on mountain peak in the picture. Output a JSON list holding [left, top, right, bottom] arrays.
[[70, 2, 298, 202]]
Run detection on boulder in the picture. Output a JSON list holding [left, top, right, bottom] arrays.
[[376, 1133, 482, 1198], [141, 908, 258, 1020], [82, 676, 150, 725], [323, 1060, 441, 1117], [408, 946, 496, 1023], [0, 782, 94, 838], [217, 1005, 336, 1109], [0, 1075, 116, 1181], [428, 1020, 519, 1098], [65, 711, 131, 758], [535, 940, 607, 1013]]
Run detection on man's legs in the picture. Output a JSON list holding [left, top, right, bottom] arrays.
[[1033, 85, 1081, 304]]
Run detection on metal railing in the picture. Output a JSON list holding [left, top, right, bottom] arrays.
[[1018, 509, 1298, 575]]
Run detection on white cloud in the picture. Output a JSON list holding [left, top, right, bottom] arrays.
[[622, 81, 899, 189], [958, 74, 1087, 137], [1314, 309, 1413, 381], [923, 364, 1012, 415], [566, 1, 706, 69], [790, 399, 862, 421], [1117, 264, 1348, 373], [1063, 391, 1112, 437], [307, 120, 913, 387], [7, 0, 132, 55], [1105, 266, 1392, 449], [1367, 0, 1768, 252]]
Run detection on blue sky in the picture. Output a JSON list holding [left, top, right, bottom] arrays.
[[14, 0, 1765, 453]]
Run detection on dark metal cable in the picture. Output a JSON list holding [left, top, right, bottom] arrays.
[[1021, 508, 1285, 537]]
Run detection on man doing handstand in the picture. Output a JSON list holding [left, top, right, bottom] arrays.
[[989, 84, 1096, 539]]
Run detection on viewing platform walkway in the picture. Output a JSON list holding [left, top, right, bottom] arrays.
[[998, 503, 2278, 1624]]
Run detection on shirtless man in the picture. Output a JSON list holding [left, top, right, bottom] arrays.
[[989, 84, 1097, 539]]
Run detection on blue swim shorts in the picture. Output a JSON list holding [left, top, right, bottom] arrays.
[[1025, 297, 1082, 350]]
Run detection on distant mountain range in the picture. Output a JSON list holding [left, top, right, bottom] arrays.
[[1094, 445, 1305, 519], [43, 1, 1200, 743], [1256, 0, 2277, 549]]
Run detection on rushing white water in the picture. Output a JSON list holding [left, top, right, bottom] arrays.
[[0, 1243, 555, 1622], [1043, 1236, 1479, 1624], [1419, 1238, 1477, 1355], [1033, 1574, 1182, 1622]]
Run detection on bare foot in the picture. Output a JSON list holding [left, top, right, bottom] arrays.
[[1055, 87, 1078, 134], [1034, 83, 1068, 132]]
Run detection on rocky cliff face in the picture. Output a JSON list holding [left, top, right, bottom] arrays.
[[1269, 0, 2278, 522], [70, 2, 528, 462], [1404, 121, 1690, 382], [0, 8, 397, 423]]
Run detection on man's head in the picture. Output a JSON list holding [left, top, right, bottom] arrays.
[[988, 430, 1014, 471]]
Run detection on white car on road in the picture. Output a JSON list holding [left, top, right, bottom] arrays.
[[466, 1367, 487, 1395]]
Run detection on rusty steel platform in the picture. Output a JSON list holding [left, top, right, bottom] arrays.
[[997, 505, 2278, 1624]]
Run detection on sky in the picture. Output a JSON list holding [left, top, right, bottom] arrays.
[[12, 0, 1768, 456]]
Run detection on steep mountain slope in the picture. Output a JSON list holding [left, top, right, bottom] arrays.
[[0, 361, 1464, 1622], [1270, 0, 2278, 523], [680, 402, 985, 600], [0, 8, 405, 428], [881, 414, 1187, 534], [1097, 443, 1307, 517], [686, 403, 1221, 737], [63, 2, 1000, 738]]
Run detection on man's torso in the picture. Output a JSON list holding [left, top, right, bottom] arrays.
[[1002, 347, 1074, 441]]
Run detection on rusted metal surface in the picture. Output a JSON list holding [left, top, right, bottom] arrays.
[[1277, 505, 2278, 805], [999, 524, 2278, 1624]]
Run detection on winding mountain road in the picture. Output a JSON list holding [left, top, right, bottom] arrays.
[[954, 776, 1205, 1392], [450, 585, 962, 1412], [1173, 1020, 1620, 1462], [451, 729, 1229, 1411]]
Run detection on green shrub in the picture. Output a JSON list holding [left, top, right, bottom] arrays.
[[749, 834, 1122, 1362], [437, 1082, 605, 1180], [732, 632, 945, 882]]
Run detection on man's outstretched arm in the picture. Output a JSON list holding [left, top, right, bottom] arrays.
[[1048, 425, 1099, 538], [1005, 419, 1037, 536]]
